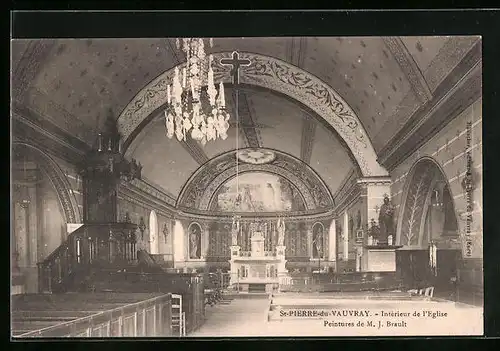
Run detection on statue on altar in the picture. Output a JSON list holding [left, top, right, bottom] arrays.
[[378, 195, 395, 244], [277, 217, 285, 246]]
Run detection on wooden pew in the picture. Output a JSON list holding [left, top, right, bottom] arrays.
[[11, 293, 173, 338], [79, 269, 205, 335]]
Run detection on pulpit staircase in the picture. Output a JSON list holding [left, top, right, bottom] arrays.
[[37, 222, 139, 294]]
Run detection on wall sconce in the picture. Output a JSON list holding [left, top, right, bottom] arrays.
[[138, 217, 146, 240], [163, 223, 169, 243]]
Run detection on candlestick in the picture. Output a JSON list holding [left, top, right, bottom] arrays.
[[118, 138, 122, 153], [182, 68, 187, 88], [98, 133, 102, 152], [167, 84, 171, 104]]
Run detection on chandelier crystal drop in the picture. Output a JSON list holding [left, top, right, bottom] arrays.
[[165, 38, 230, 145]]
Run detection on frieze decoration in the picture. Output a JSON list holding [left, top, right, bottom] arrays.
[[177, 149, 334, 211], [12, 142, 81, 224], [117, 52, 387, 177], [128, 178, 177, 207]]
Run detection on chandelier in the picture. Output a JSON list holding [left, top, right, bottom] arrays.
[[165, 38, 230, 145]]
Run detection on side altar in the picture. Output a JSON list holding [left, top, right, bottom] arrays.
[[229, 219, 288, 293]]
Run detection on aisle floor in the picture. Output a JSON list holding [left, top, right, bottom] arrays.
[[188, 297, 272, 337]]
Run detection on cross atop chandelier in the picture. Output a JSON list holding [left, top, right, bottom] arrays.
[[164, 38, 250, 146]]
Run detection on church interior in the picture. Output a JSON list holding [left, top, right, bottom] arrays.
[[11, 36, 483, 337]]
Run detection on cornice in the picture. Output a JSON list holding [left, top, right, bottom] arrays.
[[378, 43, 482, 171], [356, 176, 392, 186], [333, 183, 362, 215], [12, 104, 91, 163], [175, 207, 336, 223], [118, 184, 176, 219]]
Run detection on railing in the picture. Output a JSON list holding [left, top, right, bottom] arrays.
[[17, 293, 173, 338], [37, 222, 138, 293], [239, 251, 276, 257]]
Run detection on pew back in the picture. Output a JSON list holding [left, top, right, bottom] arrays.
[[12, 293, 172, 338]]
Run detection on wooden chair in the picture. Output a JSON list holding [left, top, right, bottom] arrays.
[[171, 294, 186, 336], [424, 286, 434, 297]]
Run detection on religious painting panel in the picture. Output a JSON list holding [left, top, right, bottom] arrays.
[[213, 172, 306, 212], [188, 222, 202, 259]]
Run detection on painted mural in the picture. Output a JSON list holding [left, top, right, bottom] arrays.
[[214, 172, 305, 212]]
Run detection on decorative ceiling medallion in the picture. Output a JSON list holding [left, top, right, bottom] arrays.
[[237, 149, 276, 165]]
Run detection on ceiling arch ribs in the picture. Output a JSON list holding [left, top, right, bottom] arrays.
[[286, 37, 307, 68], [230, 90, 261, 148], [300, 112, 317, 165], [12, 40, 57, 103], [383, 37, 433, 104], [117, 51, 388, 178]]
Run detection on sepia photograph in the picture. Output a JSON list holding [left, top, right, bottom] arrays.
[[11, 32, 483, 337]]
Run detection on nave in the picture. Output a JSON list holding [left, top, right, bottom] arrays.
[[11, 34, 483, 337]]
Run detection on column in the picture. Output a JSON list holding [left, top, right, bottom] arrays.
[[202, 223, 210, 260], [307, 221, 313, 258], [343, 212, 349, 261], [27, 186, 38, 266], [328, 219, 336, 262], [14, 201, 29, 268], [173, 220, 185, 269]]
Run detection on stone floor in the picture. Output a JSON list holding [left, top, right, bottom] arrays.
[[189, 295, 271, 337]]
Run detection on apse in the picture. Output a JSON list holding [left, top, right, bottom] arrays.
[[211, 172, 306, 213]]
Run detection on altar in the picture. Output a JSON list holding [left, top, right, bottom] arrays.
[[229, 221, 287, 293], [361, 244, 402, 272]]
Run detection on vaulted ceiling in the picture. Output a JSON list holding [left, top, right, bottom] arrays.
[[11, 36, 481, 206]]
